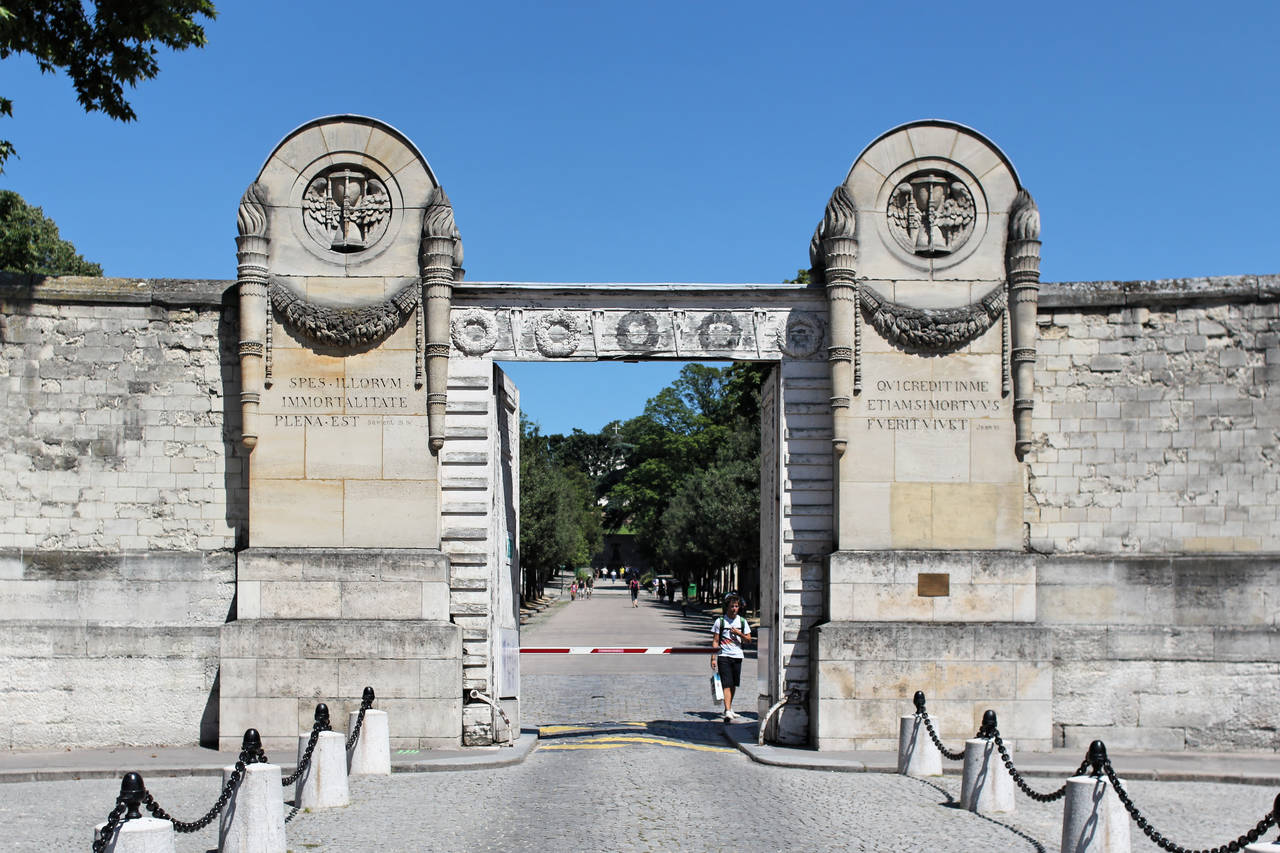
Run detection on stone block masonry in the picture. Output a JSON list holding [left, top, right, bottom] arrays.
[[1030, 278, 1280, 553]]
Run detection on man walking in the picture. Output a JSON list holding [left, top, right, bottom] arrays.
[[711, 593, 751, 722]]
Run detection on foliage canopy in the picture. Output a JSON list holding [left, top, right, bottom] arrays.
[[0, 0, 217, 170], [0, 189, 101, 275]]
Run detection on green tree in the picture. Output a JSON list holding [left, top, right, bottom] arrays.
[[0, 0, 217, 170], [0, 189, 101, 274], [519, 419, 603, 602]]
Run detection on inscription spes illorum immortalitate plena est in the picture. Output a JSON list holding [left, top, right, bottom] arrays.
[[863, 378, 1001, 431], [274, 375, 410, 426]]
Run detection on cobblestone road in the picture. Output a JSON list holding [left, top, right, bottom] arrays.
[[7, 589, 1277, 851]]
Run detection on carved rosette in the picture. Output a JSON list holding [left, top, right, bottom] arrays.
[[533, 309, 582, 357], [1007, 189, 1041, 459], [421, 187, 460, 452], [817, 185, 858, 457], [451, 309, 498, 356], [236, 182, 270, 449]]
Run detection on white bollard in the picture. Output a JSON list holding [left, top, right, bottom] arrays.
[[1246, 842, 1280, 851], [295, 730, 350, 809], [347, 708, 391, 776], [93, 817, 175, 853], [959, 737, 1016, 814], [897, 715, 942, 777], [1060, 774, 1130, 853], [218, 762, 286, 853]]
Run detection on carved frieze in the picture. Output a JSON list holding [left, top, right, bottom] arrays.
[[452, 309, 498, 356], [533, 309, 582, 357]]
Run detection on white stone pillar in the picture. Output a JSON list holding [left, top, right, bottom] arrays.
[[93, 817, 175, 853], [218, 762, 286, 853], [347, 708, 391, 776], [959, 738, 1015, 814], [897, 715, 942, 777], [1246, 842, 1280, 852], [1060, 775, 1130, 853], [295, 730, 350, 809]]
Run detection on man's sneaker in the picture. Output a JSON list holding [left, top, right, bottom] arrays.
[[723, 713, 732, 723]]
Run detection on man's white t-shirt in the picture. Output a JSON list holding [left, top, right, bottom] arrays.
[[712, 615, 750, 659]]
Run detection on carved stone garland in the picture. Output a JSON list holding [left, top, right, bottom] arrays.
[[268, 279, 421, 348], [857, 285, 1006, 353]]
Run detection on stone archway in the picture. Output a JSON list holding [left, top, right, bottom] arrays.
[[225, 115, 1039, 751]]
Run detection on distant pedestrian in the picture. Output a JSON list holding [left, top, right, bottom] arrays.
[[711, 593, 751, 723], [570, 580, 578, 601], [629, 577, 639, 607]]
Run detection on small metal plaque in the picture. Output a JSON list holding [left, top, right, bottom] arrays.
[[917, 573, 950, 597]]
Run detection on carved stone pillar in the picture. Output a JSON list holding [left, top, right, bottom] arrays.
[[420, 187, 460, 452], [820, 186, 858, 466], [1006, 189, 1041, 459], [235, 183, 269, 449]]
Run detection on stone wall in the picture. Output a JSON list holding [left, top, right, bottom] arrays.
[[1030, 276, 1280, 553], [1, 276, 243, 748]]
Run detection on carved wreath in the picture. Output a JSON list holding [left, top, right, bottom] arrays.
[[269, 278, 419, 348], [859, 285, 1006, 352], [615, 310, 660, 351], [451, 309, 498, 356], [533, 309, 581, 357]]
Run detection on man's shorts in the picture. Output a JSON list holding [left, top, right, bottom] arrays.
[[716, 655, 743, 689]]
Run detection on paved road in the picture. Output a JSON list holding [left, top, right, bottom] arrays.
[[7, 585, 1278, 851]]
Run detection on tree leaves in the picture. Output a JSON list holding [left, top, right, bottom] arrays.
[[0, 189, 102, 275], [0, 0, 217, 171]]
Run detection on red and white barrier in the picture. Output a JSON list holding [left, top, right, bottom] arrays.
[[520, 646, 709, 654]]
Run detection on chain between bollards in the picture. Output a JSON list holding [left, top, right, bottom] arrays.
[[983, 711, 1090, 803], [346, 687, 376, 752], [143, 728, 268, 834], [913, 691, 966, 761], [1095, 741, 1279, 853], [283, 703, 332, 787]]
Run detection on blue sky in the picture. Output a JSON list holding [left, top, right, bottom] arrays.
[[3, 0, 1276, 434]]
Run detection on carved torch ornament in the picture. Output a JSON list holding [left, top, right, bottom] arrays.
[[1006, 189, 1041, 459], [421, 187, 462, 453], [236, 182, 270, 449]]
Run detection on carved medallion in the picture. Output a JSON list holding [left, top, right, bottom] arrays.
[[697, 312, 742, 350], [533, 309, 582, 357], [451, 309, 498, 356], [303, 166, 392, 253], [778, 314, 824, 358], [886, 170, 975, 257], [615, 311, 660, 351]]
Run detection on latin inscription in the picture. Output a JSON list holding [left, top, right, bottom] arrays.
[[274, 376, 412, 426], [864, 378, 1000, 432]]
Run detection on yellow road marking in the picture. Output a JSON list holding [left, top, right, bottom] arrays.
[[539, 735, 733, 753]]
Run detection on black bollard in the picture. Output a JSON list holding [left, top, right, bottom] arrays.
[[1087, 739, 1108, 778], [977, 709, 998, 739], [240, 728, 265, 764], [118, 772, 147, 820], [315, 703, 331, 731], [363, 686, 376, 706], [913, 690, 926, 715]]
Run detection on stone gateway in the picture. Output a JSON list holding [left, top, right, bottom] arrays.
[[1, 116, 1277, 754]]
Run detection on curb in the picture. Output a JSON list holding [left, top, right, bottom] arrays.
[[0, 730, 540, 784], [724, 730, 1280, 786]]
